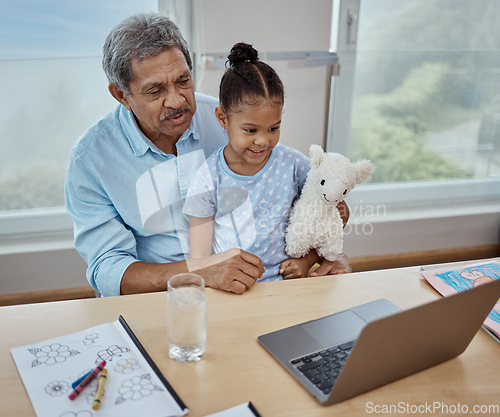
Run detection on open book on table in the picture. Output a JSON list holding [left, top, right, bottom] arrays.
[[11, 316, 188, 417], [420, 260, 500, 343]]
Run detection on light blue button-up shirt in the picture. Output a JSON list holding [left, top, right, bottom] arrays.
[[65, 93, 227, 296]]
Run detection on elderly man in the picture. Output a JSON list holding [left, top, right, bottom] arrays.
[[65, 13, 351, 297]]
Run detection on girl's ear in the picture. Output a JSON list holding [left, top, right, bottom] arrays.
[[215, 106, 228, 130]]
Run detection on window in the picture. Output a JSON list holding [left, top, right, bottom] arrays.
[[0, 1, 160, 213], [329, 0, 500, 208], [0, 1, 159, 240], [327, 0, 500, 257]]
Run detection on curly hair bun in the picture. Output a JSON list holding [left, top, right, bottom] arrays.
[[227, 42, 259, 67]]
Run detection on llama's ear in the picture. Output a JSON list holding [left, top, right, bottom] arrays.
[[309, 144, 326, 167], [353, 160, 374, 184]]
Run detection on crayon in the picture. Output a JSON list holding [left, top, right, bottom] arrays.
[[92, 368, 108, 410], [68, 360, 106, 400], [71, 369, 92, 389]]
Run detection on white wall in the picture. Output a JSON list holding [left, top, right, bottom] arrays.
[[0, 247, 87, 294], [196, 0, 333, 155]]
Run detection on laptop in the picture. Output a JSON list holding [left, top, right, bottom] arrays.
[[258, 277, 500, 405]]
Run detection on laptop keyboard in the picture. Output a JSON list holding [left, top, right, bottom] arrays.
[[290, 340, 354, 395]]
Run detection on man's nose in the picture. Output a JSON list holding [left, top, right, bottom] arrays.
[[163, 89, 185, 109]]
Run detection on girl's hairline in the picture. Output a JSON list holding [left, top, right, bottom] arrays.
[[220, 97, 284, 113]]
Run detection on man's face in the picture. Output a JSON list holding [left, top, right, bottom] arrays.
[[119, 47, 197, 144]]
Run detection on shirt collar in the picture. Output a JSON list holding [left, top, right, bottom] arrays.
[[119, 104, 200, 157]]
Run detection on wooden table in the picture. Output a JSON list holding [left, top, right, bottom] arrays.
[[1, 261, 499, 416]]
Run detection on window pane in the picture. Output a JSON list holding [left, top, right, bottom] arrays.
[[348, 0, 500, 183], [0, 1, 158, 212]]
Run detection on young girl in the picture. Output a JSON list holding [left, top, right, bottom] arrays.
[[183, 42, 320, 281]]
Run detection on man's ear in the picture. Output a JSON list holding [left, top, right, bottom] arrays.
[[108, 84, 131, 110], [215, 106, 228, 130]]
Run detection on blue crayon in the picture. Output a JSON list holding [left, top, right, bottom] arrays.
[[71, 369, 93, 389]]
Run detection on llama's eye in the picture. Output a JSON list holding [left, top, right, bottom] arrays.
[[343, 189, 347, 195], [320, 179, 325, 186]]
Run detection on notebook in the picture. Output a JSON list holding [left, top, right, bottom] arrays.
[[258, 277, 500, 405]]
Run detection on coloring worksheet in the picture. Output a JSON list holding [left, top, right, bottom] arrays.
[[421, 260, 500, 342], [11, 319, 188, 417]]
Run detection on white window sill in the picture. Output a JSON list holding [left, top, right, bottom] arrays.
[[349, 198, 500, 224], [344, 182, 500, 258], [0, 208, 74, 255]]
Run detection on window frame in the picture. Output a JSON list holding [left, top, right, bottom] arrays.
[[328, 0, 500, 219]]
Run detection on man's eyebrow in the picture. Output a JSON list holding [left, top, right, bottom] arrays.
[[139, 71, 192, 93], [177, 71, 191, 80], [141, 82, 163, 92]]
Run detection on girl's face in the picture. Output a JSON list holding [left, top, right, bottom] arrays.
[[216, 100, 282, 176]]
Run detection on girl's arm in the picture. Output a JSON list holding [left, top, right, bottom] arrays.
[[189, 215, 215, 259]]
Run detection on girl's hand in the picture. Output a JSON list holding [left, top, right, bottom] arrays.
[[280, 258, 313, 279]]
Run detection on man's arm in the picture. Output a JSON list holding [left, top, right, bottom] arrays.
[[65, 150, 141, 297], [121, 248, 265, 295], [120, 260, 188, 294]]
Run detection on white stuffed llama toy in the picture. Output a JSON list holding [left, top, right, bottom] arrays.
[[285, 145, 374, 262]]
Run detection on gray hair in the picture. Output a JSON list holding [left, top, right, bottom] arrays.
[[102, 13, 192, 95]]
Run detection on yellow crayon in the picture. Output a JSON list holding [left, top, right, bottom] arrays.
[[92, 368, 108, 410]]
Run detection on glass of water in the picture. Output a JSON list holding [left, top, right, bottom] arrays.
[[166, 273, 207, 363]]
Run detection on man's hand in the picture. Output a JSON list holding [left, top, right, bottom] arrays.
[[188, 248, 265, 294], [309, 253, 352, 277], [120, 249, 264, 295]]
